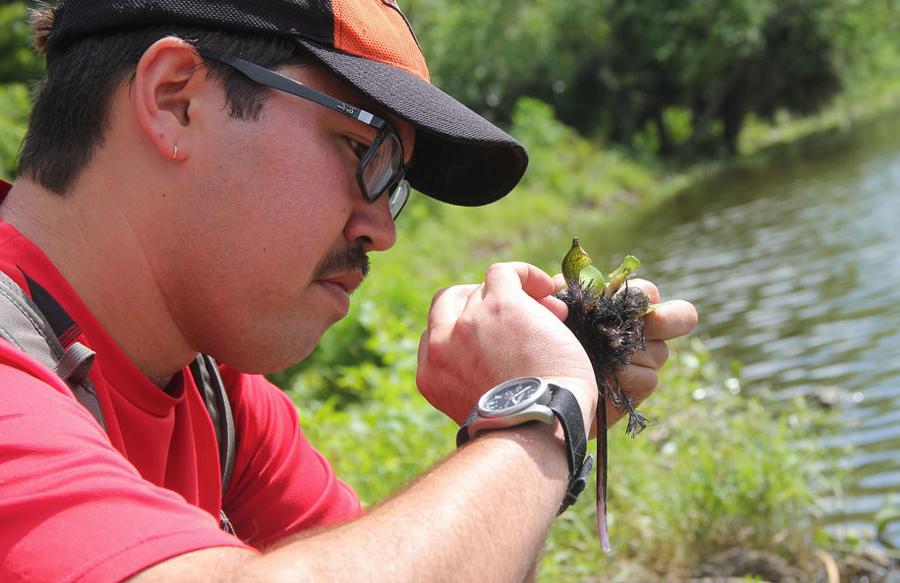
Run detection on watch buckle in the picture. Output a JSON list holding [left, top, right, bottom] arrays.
[[559, 454, 594, 514]]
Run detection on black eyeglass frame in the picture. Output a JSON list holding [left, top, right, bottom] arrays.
[[200, 51, 409, 219]]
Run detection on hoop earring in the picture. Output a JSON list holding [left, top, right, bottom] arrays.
[[171, 144, 178, 161]]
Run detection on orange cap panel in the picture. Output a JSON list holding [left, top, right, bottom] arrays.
[[333, 0, 430, 82]]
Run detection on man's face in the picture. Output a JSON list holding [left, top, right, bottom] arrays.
[[150, 62, 415, 373]]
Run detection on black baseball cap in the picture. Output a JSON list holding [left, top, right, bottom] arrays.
[[44, 0, 529, 207]]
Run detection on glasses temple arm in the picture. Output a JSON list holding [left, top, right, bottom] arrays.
[[201, 51, 386, 130]]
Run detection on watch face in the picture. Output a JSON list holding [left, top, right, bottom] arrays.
[[480, 378, 545, 415]]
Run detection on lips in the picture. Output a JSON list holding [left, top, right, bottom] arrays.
[[316, 271, 364, 315], [318, 270, 364, 295]]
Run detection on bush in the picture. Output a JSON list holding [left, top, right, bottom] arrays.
[[0, 83, 29, 180]]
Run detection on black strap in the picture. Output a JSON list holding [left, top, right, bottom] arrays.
[[547, 385, 594, 514], [189, 354, 236, 494], [455, 380, 592, 514]]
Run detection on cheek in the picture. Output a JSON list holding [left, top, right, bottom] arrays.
[[179, 110, 361, 289]]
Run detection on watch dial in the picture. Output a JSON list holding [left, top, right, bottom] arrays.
[[485, 379, 541, 412]]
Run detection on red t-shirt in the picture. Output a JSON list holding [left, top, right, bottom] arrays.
[[0, 180, 360, 581]]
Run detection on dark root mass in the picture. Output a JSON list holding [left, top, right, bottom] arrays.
[[557, 281, 650, 437]]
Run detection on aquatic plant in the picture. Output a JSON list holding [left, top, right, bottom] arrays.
[[557, 237, 652, 552]]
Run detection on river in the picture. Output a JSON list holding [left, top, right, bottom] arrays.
[[587, 110, 900, 549]]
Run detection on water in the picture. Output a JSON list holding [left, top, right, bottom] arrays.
[[590, 111, 900, 547]]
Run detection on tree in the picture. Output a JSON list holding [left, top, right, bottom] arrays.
[[0, 1, 43, 84], [590, 0, 842, 157]]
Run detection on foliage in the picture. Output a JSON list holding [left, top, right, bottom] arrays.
[[402, 0, 605, 125], [0, 1, 43, 84], [402, 0, 896, 158], [822, 0, 900, 95], [570, 0, 843, 157], [0, 83, 29, 180]]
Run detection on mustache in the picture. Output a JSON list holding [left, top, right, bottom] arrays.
[[314, 244, 370, 280]]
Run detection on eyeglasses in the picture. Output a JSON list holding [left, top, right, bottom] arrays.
[[201, 52, 410, 220]]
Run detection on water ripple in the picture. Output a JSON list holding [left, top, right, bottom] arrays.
[[612, 111, 900, 540]]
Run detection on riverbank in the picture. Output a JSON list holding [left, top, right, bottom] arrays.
[[281, 95, 900, 579]]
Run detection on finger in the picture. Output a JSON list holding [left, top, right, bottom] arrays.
[[483, 262, 557, 300], [416, 328, 430, 371], [626, 278, 660, 304], [551, 272, 567, 293], [643, 299, 698, 340], [614, 364, 658, 408], [427, 284, 480, 328], [537, 294, 569, 322], [629, 339, 669, 370]]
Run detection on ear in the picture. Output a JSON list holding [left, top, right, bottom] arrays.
[[130, 37, 211, 163]]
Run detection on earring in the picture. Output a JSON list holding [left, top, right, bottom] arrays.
[[171, 144, 178, 161]]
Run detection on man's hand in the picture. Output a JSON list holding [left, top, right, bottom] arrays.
[[606, 278, 698, 426], [417, 262, 599, 429], [417, 264, 698, 435]]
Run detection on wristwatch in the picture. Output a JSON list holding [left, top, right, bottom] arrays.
[[456, 377, 594, 513]]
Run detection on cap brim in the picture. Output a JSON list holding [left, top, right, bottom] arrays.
[[295, 40, 528, 206]]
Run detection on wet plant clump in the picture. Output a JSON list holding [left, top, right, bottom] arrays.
[[554, 237, 654, 552], [558, 279, 650, 437]]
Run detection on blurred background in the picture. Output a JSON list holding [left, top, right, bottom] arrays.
[[2, 0, 899, 580]]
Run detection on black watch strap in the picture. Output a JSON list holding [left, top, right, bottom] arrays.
[[456, 407, 481, 447], [547, 385, 594, 514], [455, 381, 593, 514]]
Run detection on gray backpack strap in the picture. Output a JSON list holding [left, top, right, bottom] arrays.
[[0, 270, 236, 533], [0, 271, 105, 429], [189, 353, 236, 535]]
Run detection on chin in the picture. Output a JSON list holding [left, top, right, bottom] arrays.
[[206, 332, 323, 376]]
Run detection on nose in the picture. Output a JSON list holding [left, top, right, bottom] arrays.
[[343, 192, 397, 252]]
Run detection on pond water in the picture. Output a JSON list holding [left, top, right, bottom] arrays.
[[588, 110, 900, 547]]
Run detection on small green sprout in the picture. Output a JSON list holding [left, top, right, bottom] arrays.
[[605, 255, 640, 297]]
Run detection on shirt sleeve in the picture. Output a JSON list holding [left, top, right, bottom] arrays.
[[220, 369, 362, 548], [0, 359, 250, 583]]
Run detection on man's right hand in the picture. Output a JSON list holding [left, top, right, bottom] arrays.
[[416, 262, 599, 431]]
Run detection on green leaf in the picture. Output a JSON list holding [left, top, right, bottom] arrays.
[[607, 255, 641, 280], [579, 265, 606, 292]]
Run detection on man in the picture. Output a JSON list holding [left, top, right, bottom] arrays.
[[0, 1, 697, 580]]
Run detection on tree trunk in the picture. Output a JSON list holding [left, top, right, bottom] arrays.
[[721, 105, 744, 155], [652, 109, 673, 157]]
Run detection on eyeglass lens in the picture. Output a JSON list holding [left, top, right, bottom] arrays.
[[362, 132, 404, 200], [362, 131, 408, 219], [387, 180, 410, 219]]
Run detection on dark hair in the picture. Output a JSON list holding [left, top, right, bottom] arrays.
[[19, 9, 313, 194]]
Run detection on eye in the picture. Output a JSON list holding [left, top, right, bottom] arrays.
[[346, 137, 369, 161]]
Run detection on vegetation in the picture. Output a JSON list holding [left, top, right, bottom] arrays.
[[2, 0, 897, 578], [403, 0, 898, 159]]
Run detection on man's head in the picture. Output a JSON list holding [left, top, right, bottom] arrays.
[[13, 1, 528, 374], [22, 0, 528, 203]]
